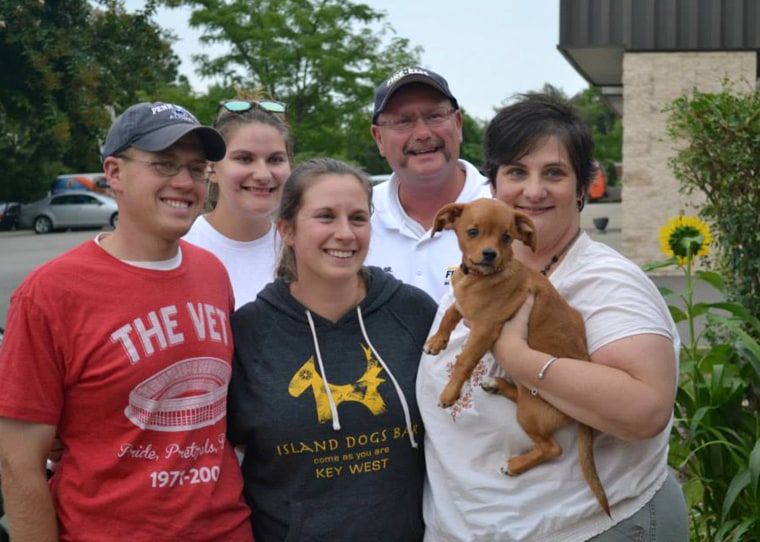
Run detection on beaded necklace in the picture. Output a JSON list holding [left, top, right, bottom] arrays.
[[539, 228, 582, 276]]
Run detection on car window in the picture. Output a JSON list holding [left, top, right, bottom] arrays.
[[51, 195, 76, 205]]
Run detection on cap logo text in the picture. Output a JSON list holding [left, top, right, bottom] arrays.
[[386, 67, 429, 87], [150, 103, 197, 123]]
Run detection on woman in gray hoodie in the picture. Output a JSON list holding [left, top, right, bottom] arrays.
[[228, 158, 437, 541]]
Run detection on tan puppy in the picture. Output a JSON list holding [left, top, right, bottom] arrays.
[[423, 198, 610, 517]]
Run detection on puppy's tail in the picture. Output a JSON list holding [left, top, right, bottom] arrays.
[[578, 423, 611, 518]]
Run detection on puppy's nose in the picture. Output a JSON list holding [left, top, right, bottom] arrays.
[[482, 248, 497, 262]]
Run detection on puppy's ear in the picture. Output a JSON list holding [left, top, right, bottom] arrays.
[[513, 211, 537, 252], [431, 203, 465, 237]]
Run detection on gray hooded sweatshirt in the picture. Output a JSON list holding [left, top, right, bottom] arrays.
[[228, 266, 437, 541]]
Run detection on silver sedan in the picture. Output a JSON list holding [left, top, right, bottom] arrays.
[[19, 191, 119, 234]]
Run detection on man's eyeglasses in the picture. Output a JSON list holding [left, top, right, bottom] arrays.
[[117, 156, 208, 183], [374, 109, 455, 132], [217, 99, 287, 115]]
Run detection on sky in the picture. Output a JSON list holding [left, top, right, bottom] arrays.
[[124, 0, 589, 121]]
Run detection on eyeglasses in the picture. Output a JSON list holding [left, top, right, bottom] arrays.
[[117, 156, 208, 183], [217, 99, 287, 115], [374, 109, 455, 132]]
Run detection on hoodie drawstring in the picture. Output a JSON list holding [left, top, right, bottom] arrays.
[[356, 306, 418, 449], [303, 307, 419, 449], [305, 309, 342, 431]]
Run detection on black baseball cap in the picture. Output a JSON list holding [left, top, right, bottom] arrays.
[[372, 67, 459, 123], [101, 102, 226, 161]]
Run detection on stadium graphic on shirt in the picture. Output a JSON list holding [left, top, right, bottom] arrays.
[[289, 344, 388, 423], [124, 357, 230, 431]]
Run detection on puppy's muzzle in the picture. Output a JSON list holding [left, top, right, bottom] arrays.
[[481, 248, 497, 263]]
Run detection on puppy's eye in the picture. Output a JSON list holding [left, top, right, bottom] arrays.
[[467, 228, 478, 238], [501, 233, 511, 243]]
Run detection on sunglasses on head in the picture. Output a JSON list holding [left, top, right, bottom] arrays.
[[217, 99, 287, 114]]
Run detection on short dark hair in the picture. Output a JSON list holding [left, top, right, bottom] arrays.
[[275, 157, 373, 282], [483, 88, 595, 198]]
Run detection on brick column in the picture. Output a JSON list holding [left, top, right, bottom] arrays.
[[621, 51, 756, 272]]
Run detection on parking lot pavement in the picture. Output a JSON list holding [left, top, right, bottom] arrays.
[[0, 229, 101, 328]]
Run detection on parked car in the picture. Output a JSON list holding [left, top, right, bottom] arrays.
[[0, 202, 21, 230], [19, 191, 118, 234]]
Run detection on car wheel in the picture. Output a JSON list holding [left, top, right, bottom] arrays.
[[33, 216, 53, 234], [110, 212, 118, 228]]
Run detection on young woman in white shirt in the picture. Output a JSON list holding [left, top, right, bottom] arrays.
[[184, 98, 292, 308]]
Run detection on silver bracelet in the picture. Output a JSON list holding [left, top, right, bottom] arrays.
[[538, 356, 560, 380], [531, 357, 560, 396]]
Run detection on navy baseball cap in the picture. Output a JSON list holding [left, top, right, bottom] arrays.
[[372, 67, 459, 123], [101, 102, 226, 161]]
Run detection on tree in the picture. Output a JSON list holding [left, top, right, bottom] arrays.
[[0, 0, 180, 202], [665, 83, 760, 325], [162, 0, 421, 167], [459, 108, 486, 170], [571, 87, 622, 185]]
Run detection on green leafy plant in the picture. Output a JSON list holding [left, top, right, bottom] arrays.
[[664, 83, 760, 333], [645, 215, 760, 541]]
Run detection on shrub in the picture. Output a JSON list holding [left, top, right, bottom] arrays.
[[664, 83, 760, 328]]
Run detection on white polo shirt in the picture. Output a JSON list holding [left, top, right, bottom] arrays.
[[366, 160, 491, 303]]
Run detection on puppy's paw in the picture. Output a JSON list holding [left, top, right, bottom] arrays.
[[424, 335, 449, 355], [438, 383, 461, 408], [480, 377, 499, 394], [438, 396, 456, 408], [500, 464, 516, 476]]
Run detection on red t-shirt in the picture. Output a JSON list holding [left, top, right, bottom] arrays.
[[0, 240, 253, 541]]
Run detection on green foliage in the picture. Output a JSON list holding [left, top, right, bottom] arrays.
[[162, 0, 421, 170], [571, 87, 622, 185], [459, 108, 486, 169], [0, 0, 181, 202], [664, 84, 760, 330], [644, 253, 760, 541]]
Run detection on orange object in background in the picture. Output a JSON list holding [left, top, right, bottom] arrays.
[[50, 173, 113, 197], [588, 164, 607, 201]]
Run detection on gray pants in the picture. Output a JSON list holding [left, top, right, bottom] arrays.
[[589, 473, 689, 541]]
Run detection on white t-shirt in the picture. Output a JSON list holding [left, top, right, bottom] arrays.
[[417, 232, 680, 542], [183, 215, 279, 309], [366, 160, 492, 303]]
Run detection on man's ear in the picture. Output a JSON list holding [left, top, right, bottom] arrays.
[[453, 109, 464, 145], [102, 157, 123, 194], [370, 125, 386, 157]]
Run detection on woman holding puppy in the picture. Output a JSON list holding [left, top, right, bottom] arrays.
[[228, 158, 437, 541], [417, 90, 688, 540]]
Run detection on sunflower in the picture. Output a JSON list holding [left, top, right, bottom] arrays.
[[659, 215, 712, 265]]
